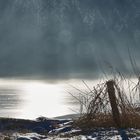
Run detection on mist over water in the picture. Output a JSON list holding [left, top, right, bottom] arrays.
[[0, 0, 139, 78]]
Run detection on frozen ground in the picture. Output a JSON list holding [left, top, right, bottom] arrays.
[[0, 127, 140, 140], [0, 117, 140, 140], [0, 130, 140, 140]]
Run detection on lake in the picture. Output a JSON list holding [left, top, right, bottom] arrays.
[[0, 78, 136, 119], [0, 78, 93, 119]]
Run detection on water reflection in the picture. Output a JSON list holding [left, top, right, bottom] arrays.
[[0, 78, 101, 119], [0, 87, 22, 118], [0, 79, 76, 119], [0, 89, 21, 108]]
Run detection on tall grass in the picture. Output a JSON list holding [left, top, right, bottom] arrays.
[[70, 76, 140, 130]]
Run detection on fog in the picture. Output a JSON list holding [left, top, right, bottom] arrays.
[[0, 0, 140, 79]]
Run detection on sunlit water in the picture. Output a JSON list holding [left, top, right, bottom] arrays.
[[0, 78, 96, 119], [0, 78, 138, 119]]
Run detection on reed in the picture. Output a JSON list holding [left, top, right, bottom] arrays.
[[71, 76, 140, 130]]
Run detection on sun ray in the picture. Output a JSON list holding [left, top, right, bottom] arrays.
[[12, 0, 42, 24]]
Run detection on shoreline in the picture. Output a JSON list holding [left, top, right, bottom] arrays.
[[0, 117, 140, 140]]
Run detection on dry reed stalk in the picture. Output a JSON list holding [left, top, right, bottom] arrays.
[[71, 77, 140, 129]]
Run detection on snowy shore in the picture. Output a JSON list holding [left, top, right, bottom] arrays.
[[0, 117, 140, 140]]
